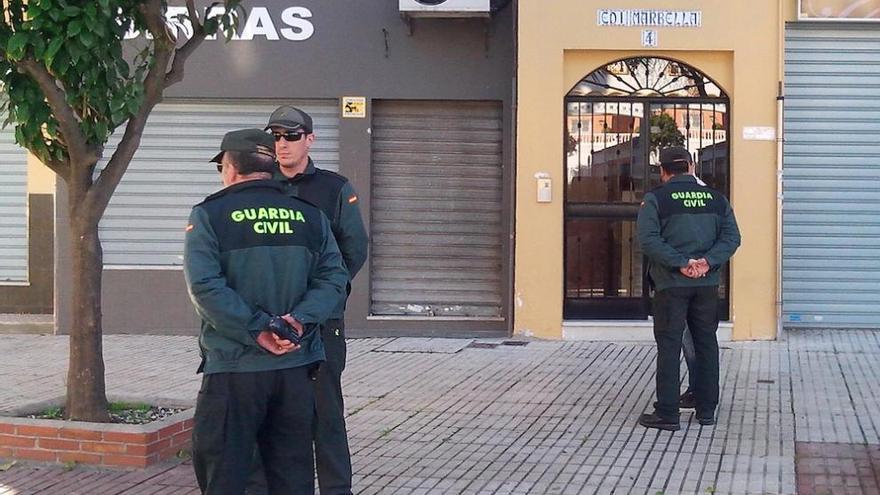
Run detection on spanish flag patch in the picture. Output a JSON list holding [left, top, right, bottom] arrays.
[[185, 224, 194, 232], [348, 195, 358, 204]]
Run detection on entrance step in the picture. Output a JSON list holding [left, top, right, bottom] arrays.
[[563, 320, 733, 342], [0, 314, 54, 335]]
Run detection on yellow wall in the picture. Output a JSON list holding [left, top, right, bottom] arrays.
[[27, 154, 55, 195], [516, 0, 785, 340]]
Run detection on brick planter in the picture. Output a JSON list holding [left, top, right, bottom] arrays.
[[0, 400, 194, 468]]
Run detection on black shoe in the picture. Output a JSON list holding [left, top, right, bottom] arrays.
[[638, 413, 680, 431], [679, 390, 697, 409], [696, 412, 715, 426]]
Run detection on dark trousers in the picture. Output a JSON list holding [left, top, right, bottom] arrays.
[[314, 319, 352, 495], [652, 286, 720, 420], [247, 320, 352, 495], [192, 367, 316, 495], [682, 325, 697, 391]]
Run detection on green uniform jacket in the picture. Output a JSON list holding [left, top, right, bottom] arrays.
[[184, 180, 349, 374], [274, 159, 369, 319], [636, 175, 741, 291]]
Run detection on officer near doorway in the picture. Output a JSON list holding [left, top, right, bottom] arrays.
[[248, 106, 368, 495], [185, 128, 348, 494], [636, 146, 741, 431]]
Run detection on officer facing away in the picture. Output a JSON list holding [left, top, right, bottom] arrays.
[[636, 146, 741, 431], [248, 106, 368, 495], [184, 128, 348, 494]]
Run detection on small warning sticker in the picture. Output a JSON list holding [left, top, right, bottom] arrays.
[[342, 97, 366, 118]]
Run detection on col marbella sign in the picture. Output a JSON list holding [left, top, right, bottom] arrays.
[[799, 0, 880, 20], [597, 9, 702, 28]]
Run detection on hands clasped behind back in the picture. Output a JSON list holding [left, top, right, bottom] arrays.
[[255, 314, 305, 355], [679, 258, 710, 279]]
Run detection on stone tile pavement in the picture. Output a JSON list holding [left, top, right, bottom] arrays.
[[0, 329, 879, 494]]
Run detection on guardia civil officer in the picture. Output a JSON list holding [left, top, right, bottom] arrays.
[[248, 106, 368, 495], [184, 128, 348, 494], [636, 146, 741, 431]]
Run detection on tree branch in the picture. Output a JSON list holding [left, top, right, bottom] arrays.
[[164, 0, 206, 87], [15, 59, 97, 166], [89, 0, 174, 218]]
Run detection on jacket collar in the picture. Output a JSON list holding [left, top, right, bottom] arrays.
[[667, 174, 697, 185], [273, 158, 316, 182], [205, 179, 284, 201]]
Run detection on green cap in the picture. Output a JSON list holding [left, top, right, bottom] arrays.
[[210, 128, 276, 163]]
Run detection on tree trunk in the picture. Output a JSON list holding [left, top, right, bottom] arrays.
[[64, 196, 110, 422]]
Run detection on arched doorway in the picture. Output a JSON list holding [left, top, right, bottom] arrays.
[[564, 57, 730, 320]]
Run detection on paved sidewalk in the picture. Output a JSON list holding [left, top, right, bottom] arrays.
[[1, 330, 879, 494]]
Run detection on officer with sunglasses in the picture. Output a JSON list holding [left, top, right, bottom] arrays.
[[247, 106, 368, 495]]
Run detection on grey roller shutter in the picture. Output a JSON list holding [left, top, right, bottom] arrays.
[[783, 24, 880, 328], [0, 101, 29, 283], [370, 100, 504, 318], [98, 100, 338, 267]]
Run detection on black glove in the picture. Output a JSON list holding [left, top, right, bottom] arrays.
[[267, 316, 303, 346]]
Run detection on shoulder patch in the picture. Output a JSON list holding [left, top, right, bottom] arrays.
[[185, 224, 194, 232], [348, 195, 358, 204]]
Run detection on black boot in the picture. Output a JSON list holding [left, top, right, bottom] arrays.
[[695, 410, 715, 426], [679, 389, 697, 409], [638, 412, 680, 431]]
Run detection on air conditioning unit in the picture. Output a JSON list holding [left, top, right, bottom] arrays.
[[399, 0, 491, 17]]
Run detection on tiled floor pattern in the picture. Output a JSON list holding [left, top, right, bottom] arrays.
[[0, 330, 877, 494], [795, 442, 880, 495]]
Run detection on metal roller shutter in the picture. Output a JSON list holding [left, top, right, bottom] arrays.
[[370, 100, 504, 318], [783, 24, 880, 328], [98, 100, 338, 267], [0, 99, 29, 283]]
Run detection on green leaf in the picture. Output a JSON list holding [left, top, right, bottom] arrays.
[[68, 20, 82, 37], [80, 31, 95, 48], [6, 33, 29, 61], [45, 38, 64, 67], [63, 5, 81, 17], [0, 460, 16, 472]]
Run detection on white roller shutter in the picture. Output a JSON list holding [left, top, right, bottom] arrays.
[[0, 103, 29, 283], [370, 100, 504, 318], [783, 24, 880, 328], [98, 100, 338, 267]]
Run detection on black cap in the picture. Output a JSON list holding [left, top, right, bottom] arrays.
[[658, 146, 692, 168], [265, 105, 313, 133], [210, 128, 276, 164]]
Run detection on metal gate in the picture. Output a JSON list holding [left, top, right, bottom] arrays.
[[0, 100, 29, 283], [97, 100, 338, 267], [370, 100, 504, 318], [783, 24, 880, 328]]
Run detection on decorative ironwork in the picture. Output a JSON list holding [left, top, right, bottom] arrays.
[[568, 57, 724, 98]]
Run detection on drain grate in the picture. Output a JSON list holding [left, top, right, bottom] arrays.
[[757, 379, 775, 384], [501, 340, 529, 347], [467, 342, 499, 349]]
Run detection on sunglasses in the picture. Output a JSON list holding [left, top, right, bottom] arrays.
[[216, 163, 224, 173], [272, 131, 306, 142]]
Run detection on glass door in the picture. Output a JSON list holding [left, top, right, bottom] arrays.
[[563, 57, 731, 320]]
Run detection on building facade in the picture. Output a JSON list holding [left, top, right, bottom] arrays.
[[517, 1, 780, 341], [50, 0, 516, 337], [3, 0, 878, 338], [514, 0, 880, 340]]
